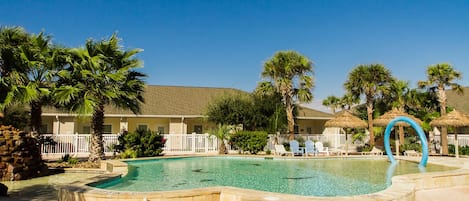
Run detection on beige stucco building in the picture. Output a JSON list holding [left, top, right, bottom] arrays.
[[41, 85, 333, 135]]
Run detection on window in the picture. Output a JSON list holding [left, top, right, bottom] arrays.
[[157, 126, 165, 134], [307, 127, 312, 134], [83, 126, 91, 134], [39, 124, 48, 134], [103, 125, 112, 134], [194, 125, 203, 134], [294, 125, 299, 134], [137, 124, 148, 131]]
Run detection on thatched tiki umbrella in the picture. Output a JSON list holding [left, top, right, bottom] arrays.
[[325, 111, 368, 156], [430, 110, 469, 158], [374, 108, 422, 156]]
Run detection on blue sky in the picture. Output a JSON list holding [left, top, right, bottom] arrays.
[[1, 0, 468, 111]]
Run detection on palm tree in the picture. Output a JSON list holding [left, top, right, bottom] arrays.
[[385, 79, 410, 145], [338, 93, 360, 111], [418, 63, 463, 155], [54, 34, 146, 162], [0, 26, 31, 109], [0, 27, 65, 133], [344, 64, 393, 146], [209, 124, 232, 154], [322, 95, 340, 114], [256, 50, 314, 140], [20, 33, 69, 133]]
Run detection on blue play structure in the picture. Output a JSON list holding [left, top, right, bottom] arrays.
[[383, 116, 429, 167]]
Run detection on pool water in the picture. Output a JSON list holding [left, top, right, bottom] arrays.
[[94, 157, 455, 196]]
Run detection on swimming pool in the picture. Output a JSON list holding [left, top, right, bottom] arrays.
[[93, 156, 455, 196]]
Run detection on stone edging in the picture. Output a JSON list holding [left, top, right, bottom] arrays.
[[57, 157, 469, 201]]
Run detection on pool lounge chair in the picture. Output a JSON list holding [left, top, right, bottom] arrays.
[[304, 140, 318, 156], [289, 140, 304, 156], [314, 141, 329, 156], [274, 144, 290, 156], [361, 147, 383, 156], [404, 150, 420, 156]]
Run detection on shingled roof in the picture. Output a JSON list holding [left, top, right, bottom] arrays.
[[42, 85, 333, 119], [447, 86, 469, 114]]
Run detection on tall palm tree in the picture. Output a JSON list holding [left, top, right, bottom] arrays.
[[256, 50, 314, 140], [322, 95, 340, 114], [0, 26, 31, 109], [418, 63, 463, 155], [54, 34, 146, 162], [0, 27, 65, 133], [384, 79, 410, 145], [344, 64, 393, 146], [20, 33, 69, 133]]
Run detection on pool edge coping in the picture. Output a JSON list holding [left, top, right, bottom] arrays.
[[58, 155, 469, 201]]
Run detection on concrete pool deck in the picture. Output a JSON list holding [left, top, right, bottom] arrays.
[[3, 155, 469, 201]]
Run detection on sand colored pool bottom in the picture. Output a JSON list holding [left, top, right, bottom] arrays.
[[58, 156, 469, 201]]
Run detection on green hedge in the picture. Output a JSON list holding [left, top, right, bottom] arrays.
[[230, 131, 268, 154], [116, 129, 166, 158]]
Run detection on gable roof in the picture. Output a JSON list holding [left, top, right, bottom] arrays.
[[297, 107, 333, 119], [43, 85, 333, 119], [447, 86, 469, 114]]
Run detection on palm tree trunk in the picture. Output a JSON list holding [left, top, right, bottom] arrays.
[[30, 101, 42, 133], [366, 99, 375, 146], [398, 125, 404, 146], [285, 97, 295, 141], [438, 86, 448, 155], [89, 103, 106, 162], [219, 141, 227, 154]]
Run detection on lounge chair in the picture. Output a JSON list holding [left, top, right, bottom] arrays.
[[304, 140, 317, 156], [289, 140, 304, 156], [404, 150, 420, 156], [314, 141, 329, 156], [274, 144, 290, 156], [361, 147, 383, 156]]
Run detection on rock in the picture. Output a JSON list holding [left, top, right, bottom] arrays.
[[0, 182, 7, 196]]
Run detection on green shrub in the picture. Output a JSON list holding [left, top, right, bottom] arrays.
[[357, 144, 373, 152], [449, 144, 469, 155], [399, 136, 422, 153], [60, 154, 79, 164], [265, 149, 271, 155], [68, 158, 79, 165], [230, 131, 268, 154], [120, 148, 138, 159], [60, 154, 71, 163], [117, 129, 166, 158]]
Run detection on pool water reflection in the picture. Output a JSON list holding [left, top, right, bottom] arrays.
[[94, 157, 455, 196]]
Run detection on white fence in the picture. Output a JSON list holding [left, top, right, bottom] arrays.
[[162, 133, 220, 153], [39, 133, 221, 158], [39, 133, 469, 158], [40, 134, 119, 158]]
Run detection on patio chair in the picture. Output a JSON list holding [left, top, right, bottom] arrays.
[[274, 144, 290, 156], [404, 150, 420, 157], [289, 140, 304, 156], [314, 141, 329, 156], [304, 140, 318, 156], [361, 147, 383, 156]]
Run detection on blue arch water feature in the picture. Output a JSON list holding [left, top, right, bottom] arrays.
[[384, 116, 429, 167]]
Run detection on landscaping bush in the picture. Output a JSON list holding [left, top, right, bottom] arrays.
[[399, 137, 422, 153], [357, 144, 373, 152], [116, 129, 166, 158], [230, 131, 268, 154], [449, 144, 469, 155]]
